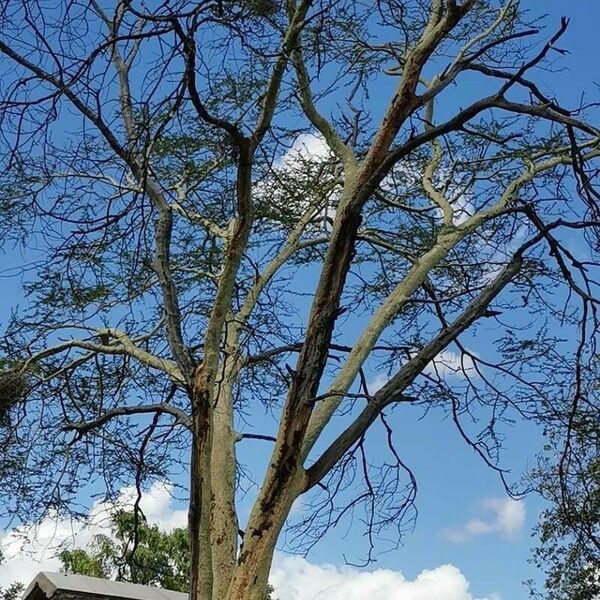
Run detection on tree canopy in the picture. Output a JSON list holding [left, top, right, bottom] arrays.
[[0, 1, 599, 599], [59, 511, 190, 593]]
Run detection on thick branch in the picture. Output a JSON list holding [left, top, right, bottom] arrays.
[[305, 245, 529, 489], [171, 18, 245, 146], [253, 0, 314, 145], [20, 331, 183, 384], [358, 0, 476, 176], [290, 20, 357, 168], [150, 197, 196, 380]]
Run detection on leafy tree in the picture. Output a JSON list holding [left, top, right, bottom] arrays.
[[59, 511, 275, 599], [0, 584, 23, 600], [60, 511, 189, 591], [0, 552, 23, 600], [528, 399, 600, 599], [0, 1, 599, 599]]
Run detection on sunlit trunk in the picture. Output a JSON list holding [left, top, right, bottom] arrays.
[[225, 470, 304, 600], [189, 368, 214, 600], [209, 360, 240, 598]]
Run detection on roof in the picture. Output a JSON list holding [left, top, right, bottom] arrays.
[[23, 572, 189, 600]]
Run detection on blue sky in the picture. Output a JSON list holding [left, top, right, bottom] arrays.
[[1, 2, 600, 599], [358, 6, 600, 598]]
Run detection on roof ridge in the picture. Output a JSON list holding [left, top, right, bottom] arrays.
[[22, 571, 188, 600]]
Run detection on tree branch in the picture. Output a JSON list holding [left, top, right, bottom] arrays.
[[63, 402, 191, 442], [305, 242, 531, 489]]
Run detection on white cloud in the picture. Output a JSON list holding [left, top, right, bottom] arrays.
[[370, 348, 478, 391], [254, 131, 339, 231], [425, 349, 477, 379], [443, 497, 526, 544], [271, 556, 500, 600], [367, 372, 389, 393], [275, 132, 332, 168], [0, 482, 186, 588], [1, 482, 504, 600], [451, 192, 476, 226], [482, 498, 526, 538]]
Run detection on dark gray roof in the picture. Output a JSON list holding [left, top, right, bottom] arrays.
[[23, 572, 188, 600]]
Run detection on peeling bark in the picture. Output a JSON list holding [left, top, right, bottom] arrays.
[[226, 470, 305, 600]]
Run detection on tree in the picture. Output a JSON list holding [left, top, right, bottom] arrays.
[[0, 1, 599, 599], [59, 510, 275, 599], [0, 552, 23, 600], [527, 391, 600, 600], [0, 584, 23, 600], [60, 511, 190, 592]]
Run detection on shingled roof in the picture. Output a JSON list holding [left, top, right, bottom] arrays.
[[22, 572, 188, 600]]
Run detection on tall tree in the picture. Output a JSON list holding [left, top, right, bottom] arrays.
[[0, 1, 599, 599]]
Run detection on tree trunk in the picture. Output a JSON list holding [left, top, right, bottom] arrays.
[[189, 367, 215, 600], [225, 469, 304, 600], [209, 353, 240, 598]]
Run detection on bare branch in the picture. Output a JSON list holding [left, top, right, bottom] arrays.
[[63, 402, 192, 441], [305, 241, 532, 488]]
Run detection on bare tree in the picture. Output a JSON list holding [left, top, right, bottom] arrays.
[[0, 1, 599, 599]]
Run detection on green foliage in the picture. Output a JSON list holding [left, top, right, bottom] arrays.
[[59, 548, 108, 579], [0, 583, 24, 600], [60, 511, 189, 592], [2, 1, 598, 596], [59, 511, 276, 598], [528, 416, 600, 599], [0, 371, 25, 425]]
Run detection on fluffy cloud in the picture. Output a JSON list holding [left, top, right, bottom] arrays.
[[2, 482, 501, 600], [271, 556, 499, 600], [275, 132, 332, 167], [0, 482, 186, 588], [369, 348, 477, 392], [443, 497, 526, 544], [255, 131, 339, 230]]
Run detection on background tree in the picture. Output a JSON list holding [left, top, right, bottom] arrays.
[[0, 583, 23, 600], [60, 511, 190, 592], [59, 510, 275, 599], [527, 381, 600, 600], [0, 1, 599, 599], [0, 553, 23, 600]]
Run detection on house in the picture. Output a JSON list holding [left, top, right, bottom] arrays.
[[22, 572, 188, 600]]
